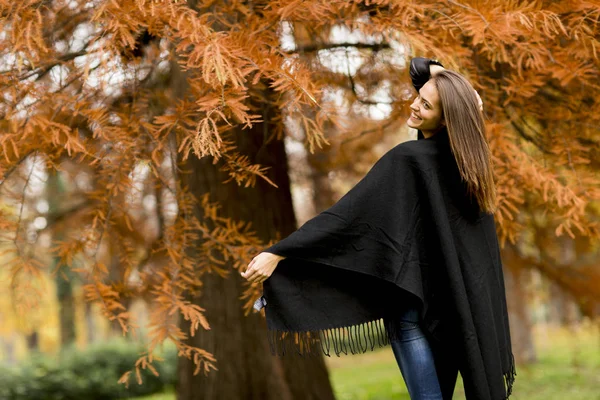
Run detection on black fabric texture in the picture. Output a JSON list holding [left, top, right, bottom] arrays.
[[410, 56, 444, 92], [255, 59, 516, 400]]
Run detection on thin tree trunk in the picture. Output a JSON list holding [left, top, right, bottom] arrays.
[[548, 281, 571, 326], [503, 260, 537, 364], [56, 272, 76, 346], [108, 240, 131, 336], [48, 170, 77, 347], [308, 152, 337, 213], [85, 302, 96, 344], [2, 333, 17, 365], [25, 332, 38, 351], [548, 237, 581, 326]]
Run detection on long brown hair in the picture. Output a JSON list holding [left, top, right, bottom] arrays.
[[431, 70, 497, 214]]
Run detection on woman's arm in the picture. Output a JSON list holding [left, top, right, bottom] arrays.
[[409, 57, 445, 92], [410, 57, 483, 111]]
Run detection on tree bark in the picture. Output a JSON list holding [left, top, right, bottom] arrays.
[[503, 260, 537, 364], [25, 332, 39, 351], [48, 170, 77, 347], [548, 281, 573, 326], [175, 86, 335, 399], [308, 151, 337, 214], [85, 302, 96, 344], [55, 272, 76, 346]]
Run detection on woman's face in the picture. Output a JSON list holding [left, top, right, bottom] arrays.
[[407, 80, 445, 135]]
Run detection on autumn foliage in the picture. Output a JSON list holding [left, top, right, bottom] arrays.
[[0, 0, 599, 386]]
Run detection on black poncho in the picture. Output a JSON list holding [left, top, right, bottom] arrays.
[[254, 75, 516, 400]]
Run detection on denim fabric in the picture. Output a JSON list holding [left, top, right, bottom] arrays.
[[390, 307, 458, 400]]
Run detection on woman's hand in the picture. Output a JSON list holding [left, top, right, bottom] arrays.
[[241, 252, 285, 284], [474, 89, 483, 112], [430, 63, 445, 77]]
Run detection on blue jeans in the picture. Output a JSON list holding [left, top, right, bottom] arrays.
[[389, 307, 458, 400]]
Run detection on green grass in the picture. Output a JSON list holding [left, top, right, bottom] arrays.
[[133, 323, 600, 400], [131, 392, 175, 400]]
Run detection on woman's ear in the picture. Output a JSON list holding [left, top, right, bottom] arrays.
[[440, 118, 446, 126]]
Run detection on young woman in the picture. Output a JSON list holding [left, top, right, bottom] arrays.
[[242, 58, 515, 400]]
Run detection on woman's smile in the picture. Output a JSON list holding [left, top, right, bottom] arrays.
[[410, 112, 422, 121]]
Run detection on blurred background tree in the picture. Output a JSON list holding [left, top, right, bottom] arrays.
[[0, 1, 598, 399]]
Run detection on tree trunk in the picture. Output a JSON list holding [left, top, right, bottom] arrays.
[[47, 170, 77, 347], [547, 237, 581, 326], [25, 331, 38, 351], [2, 333, 17, 365], [308, 151, 337, 213], [503, 261, 537, 364], [85, 302, 96, 344], [55, 270, 76, 346], [175, 88, 335, 399], [108, 238, 132, 336], [548, 281, 571, 326]]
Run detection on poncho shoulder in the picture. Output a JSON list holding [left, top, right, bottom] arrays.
[[264, 138, 428, 286], [262, 129, 464, 297]]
